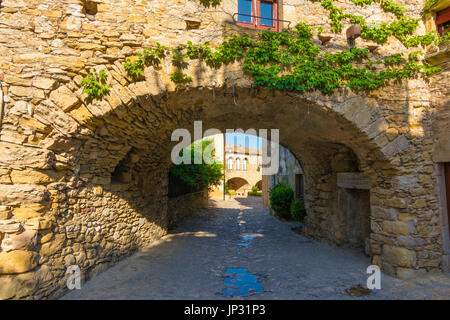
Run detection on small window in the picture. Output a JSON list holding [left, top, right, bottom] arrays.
[[227, 157, 233, 170], [238, 0, 253, 24], [237, 0, 278, 31], [243, 159, 248, 170], [436, 7, 450, 37], [260, 1, 274, 27], [236, 158, 241, 170]]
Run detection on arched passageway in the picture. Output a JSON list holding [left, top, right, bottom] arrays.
[[227, 177, 250, 195], [0, 64, 443, 298]]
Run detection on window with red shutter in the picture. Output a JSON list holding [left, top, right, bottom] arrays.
[[436, 7, 450, 37], [237, 0, 279, 31]]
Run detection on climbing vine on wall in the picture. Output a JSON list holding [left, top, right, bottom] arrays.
[[81, 69, 110, 103], [81, 0, 446, 102]]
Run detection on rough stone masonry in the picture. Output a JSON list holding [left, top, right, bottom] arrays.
[[0, 0, 449, 299]]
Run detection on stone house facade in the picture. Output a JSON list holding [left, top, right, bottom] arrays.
[[208, 133, 262, 197]]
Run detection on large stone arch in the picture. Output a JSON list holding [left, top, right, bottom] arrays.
[[0, 58, 442, 298]]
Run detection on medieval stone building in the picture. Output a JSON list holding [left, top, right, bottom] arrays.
[[0, 0, 449, 299]]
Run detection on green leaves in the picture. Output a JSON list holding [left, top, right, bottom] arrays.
[[81, 0, 441, 102], [424, 0, 439, 14], [270, 183, 294, 220], [169, 139, 224, 195], [120, 18, 439, 95], [81, 69, 110, 103], [198, 0, 221, 7], [124, 43, 169, 79], [170, 72, 192, 84]]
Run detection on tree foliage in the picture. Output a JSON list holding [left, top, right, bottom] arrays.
[[169, 139, 224, 197]]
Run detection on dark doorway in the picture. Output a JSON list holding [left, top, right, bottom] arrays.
[[295, 174, 304, 200], [337, 188, 371, 254]]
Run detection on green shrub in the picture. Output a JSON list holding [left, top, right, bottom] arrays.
[[248, 191, 262, 196], [269, 183, 294, 220], [252, 186, 259, 193], [229, 190, 236, 196], [290, 198, 307, 222]]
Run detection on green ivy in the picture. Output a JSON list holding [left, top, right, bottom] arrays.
[[169, 139, 224, 196], [127, 23, 439, 94], [81, 69, 110, 103], [424, 0, 439, 14], [124, 43, 168, 79], [404, 32, 440, 47], [198, 0, 221, 7], [441, 30, 450, 45], [80, 0, 443, 104], [170, 72, 193, 84]]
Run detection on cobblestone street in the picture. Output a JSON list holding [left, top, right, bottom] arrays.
[[62, 197, 450, 300]]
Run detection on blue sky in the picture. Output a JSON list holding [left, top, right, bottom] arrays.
[[225, 132, 261, 150]]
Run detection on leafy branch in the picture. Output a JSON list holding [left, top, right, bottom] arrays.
[[81, 69, 110, 103]]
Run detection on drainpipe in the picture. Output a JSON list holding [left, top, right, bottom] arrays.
[[0, 73, 4, 132]]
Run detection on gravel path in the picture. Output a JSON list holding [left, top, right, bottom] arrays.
[[62, 197, 450, 300]]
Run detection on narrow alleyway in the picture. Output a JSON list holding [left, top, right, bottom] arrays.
[[62, 197, 450, 300]]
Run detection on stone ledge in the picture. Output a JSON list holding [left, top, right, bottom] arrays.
[[425, 45, 450, 66]]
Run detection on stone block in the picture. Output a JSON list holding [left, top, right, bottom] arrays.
[[382, 220, 412, 236], [0, 206, 12, 220], [381, 135, 409, 158], [383, 245, 416, 268], [13, 203, 47, 220], [0, 142, 55, 169], [24, 217, 52, 231], [0, 219, 22, 233], [10, 169, 56, 185], [0, 250, 39, 274], [1, 229, 38, 252], [49, 85, 81, 111], [337, 172, 371, 189], [385, 197, 407, 209], [39, 234, 65, 256]]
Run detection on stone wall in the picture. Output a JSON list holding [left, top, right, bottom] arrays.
[[0, 0, 448, 299], [168, 191, 208, 229]]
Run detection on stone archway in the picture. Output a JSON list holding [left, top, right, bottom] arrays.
[[0, 63, 442, 298], [227, 177, 251, 195], [0, 0, 445, 297]]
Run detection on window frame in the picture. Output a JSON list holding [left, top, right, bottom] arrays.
[[436, 7, 450, 37], [227, 157, 233, 170], [236, 0, 279, 31]]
